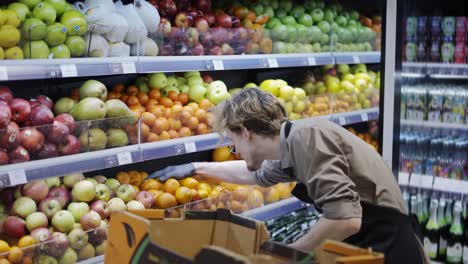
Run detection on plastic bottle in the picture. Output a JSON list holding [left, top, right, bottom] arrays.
[[447, 201, 464, 263], [425, 198, 440, 260]]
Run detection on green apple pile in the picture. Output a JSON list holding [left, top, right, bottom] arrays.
[[232, 0, 375, 53], [0, 0, 87, 60]]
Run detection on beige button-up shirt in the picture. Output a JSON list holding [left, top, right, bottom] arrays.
[[253, 119, 407, 220]]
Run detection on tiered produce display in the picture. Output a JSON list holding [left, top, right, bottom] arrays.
[[0, 0, 381, 59]]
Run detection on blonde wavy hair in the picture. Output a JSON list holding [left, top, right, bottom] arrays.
[[211, 88, 288, 136]]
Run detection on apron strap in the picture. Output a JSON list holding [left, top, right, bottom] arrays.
[[284, 121, 293, 138]]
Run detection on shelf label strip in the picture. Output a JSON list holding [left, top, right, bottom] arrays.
[[60, 64, 78, 77], [0, 67, 8, 81], [184, 142, 197, 153], [212, 60, 224, 70], [117, 152, 133, 165], [122, 62, 137, 74], [267, 58, 279, 68]]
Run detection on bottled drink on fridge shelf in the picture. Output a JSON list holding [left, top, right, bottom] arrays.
[[447, 201, 464, 263], [425, 198, 441, 260], [439, 198, 449, 260]]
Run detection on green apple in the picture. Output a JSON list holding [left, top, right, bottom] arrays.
[[340, 80, 356, 93], [275, 9, 287, 19], [104, 178, 120, 192], [165, 76, 179, 90], [65, 36, 85, 57], [188, 84, 207, 103], [72, 180, 96, 203], [22, 18, 47, 40], [324, 9, 335, 23], [252, 4, 263, 16], [283, 101, 293, 113], [290, 6, 305, 20], [23, 40, 50, 59], [281, 16, 297, 26], [208, 80, 227, 94], [7, 3, 30, 22], [311, 8, 324, 24], [61, 10, 88, 36], [51, 210, 74, 233], [264, 7, 275, 19], [335, 15, 347, 27], [266, 17, 281, 29], [279, 1, 293, 12], [188, 76, 203, 87], [337, 64, 350, 75], [351, 64, 367, 74], [326, 80, 340, 93], [178, 84, 190, 94], [46, 23, 67, 46], [354, 78, 368, 91], [286, 43, 296, 53], [303, 82, 316, 95], [67, 202, 89, 223], [18, 0, 41, 10], [294, 88, 307, 100], [343, 73, 355, 82], [259, 79, 281, 97], [243, 82, 258, 88], [149, 73, 167, 89], [208, 88, 230, 105], [293, 101, 306, 113], [51, 44, 71, 58], [228, 88, 242, 95], [176, 76, 187, 85], [184, 71, 200, 78], [116, 184, 136, 203], [298, 13, 313, 27], [279, 85, 294, 100], [33, 2, 56, 25], [44, 0, 67, 17], [285, 26, 298, 42], [272, 24, 288, 41], [317, 20, 331, 34]]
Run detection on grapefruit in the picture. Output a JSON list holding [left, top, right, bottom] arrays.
[[154, 193, 177, 209], [163, 179, 180, 195], [174, 187, 192, 205]]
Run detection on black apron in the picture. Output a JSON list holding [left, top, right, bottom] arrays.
[[283, 121, 426, 264]]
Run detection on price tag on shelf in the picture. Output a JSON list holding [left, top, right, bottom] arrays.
[[409, 173, 422, 187], [60, 64, 78, 77], [398, 172, 409, 186], [434, 177, 455, 192], [307, 57, 317, 66], [421, 175, 434, 189], [0, 67, 8, 81], [267, 58, 279, 68], [212, 60, 224, 70], [352, 55, 360, 64], [121, 62, 136, 74], [8, 169, 27, 186], [184, 142, 197, 153], [338, 116, 346, 125], [361, 113, 368, 122], [117, 152, 133, 165], [460, 181, 468, 194]]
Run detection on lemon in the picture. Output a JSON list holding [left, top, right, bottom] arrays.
[[0, 25, 21, 48], [2, 9, 21, 28], [5, 46, 24, 60], [0, 47, 4, 59]]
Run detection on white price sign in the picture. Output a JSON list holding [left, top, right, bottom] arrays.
[[60, 64, 78, 77], [338, 116, 346, 125], [361, 113, 368, 122], [117, 152, 133, 165], [212, 60, 224, 70], [398, 172, 409, 186], [0, 67, 8, 81], [267, 58, 279, 68], [9, 170, 27, 186], [352, 55, 360, 64], [184, 142, 197, 153], [409, 173, 422, 187], [121, 62, 136, 74], [421, 175, 434, 189], [307, 57, 317, 66]]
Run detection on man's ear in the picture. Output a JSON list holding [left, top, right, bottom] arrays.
[[240, 126, 252, 140]]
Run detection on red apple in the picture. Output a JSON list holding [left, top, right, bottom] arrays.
[[80, 211, 101, 230], [36, 95, 54, 110], [0, 150, 8, 165], [90, 200, 110, 219], [47, 121, 70, 145], [22, 180, 49, 203], [47, 232, 69, 257], [47, 186, 71, 208], [28, 105, 54, 127], [59, 135, 80, 155], [194, 16, 209, 33], [9, 99, 30, 124], [201, 73, 213, 83], [39, 197, 63, 219], [175, 43, 190, 55], [159, 18, 172, 37], [0, 103, 11, 129], [159, 43, 174, 56], [169, 27, 188, 42], [159, 0, 177, 17], [204, 12, 215, 26], [221, 43, 234, 55], [0, 188, 15, 208], [214, 9, 224, 17], [35, 142, 59, 159], [187, 27, 199, 46], [19, 128, 45, 153], [136, 191, 155, 209], [30, 227, 51, 242], [212, 27, 227, 45], [89, 224, 107, 246], [193, 0, 211, 13], [175, 11, 193, 28], [0, 86, 13, 103], [176, 0, 191, 11], [191, 43, 204, 55], [200, 32, 214, 47], [0, 122, 20, 150], [3, 216, 26, 238], [54, 113, 76, 133], [28, 99, 40, 109], [231, 16, 240, 28], [216, 13, 232, 28], [209, 45, 222, 55], [236, 27, 249, 42], [8, 146, 29, 163]]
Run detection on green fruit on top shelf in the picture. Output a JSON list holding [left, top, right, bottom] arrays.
[[70, 98, 107, 121], [79, 128, 107, 151], [349, 10, 360, 21], [2, 9, 21, 27], [54, 97, 76, 115], [184, 71, 200, 78], [285, 26, 297, 42], [44, 0, 67, 17], [317, 20, 330, 34], [272, 24, 288, 41], [23, 40, 50, 59], [61, 10, 87, 36], [0, 25, 20, 49], [264, 7, 274, 19], [266, 17, 281, 29], [7, 3, 30, 23], [175, 76, 187, 85], [281, 16, 296, 26], [270, 0, 279, 9], [187, 76, 203, 87], [188, 84, 207, 103], [19, 0, 41, 10], [149, 73, 167, 89], [165, 76, 179, 90], [272, 41, 286, 53], [311, 8, 324, 24], [290, 6, 305, 20], [65, 36, 85, 57], [22, 18, 47, 40], [178, 84, 190, 94], [337, 64, 350, 75], [324, 9, 335, 23], [279, 1, 293, 12], [46, 23, 67, 46], [79, 80, 107, 100], [298, 13, 313, 27], [33, 2, 56, 25], [106, 128, 128, 148], [275, 9, 287, 19], [50, 44, 71, 59], [335, 15, 347, 27], [252, 4, 263, 16]]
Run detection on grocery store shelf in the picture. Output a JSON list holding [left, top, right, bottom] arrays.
[[77, 255, 104, 264], [398, 172, 468, 194], [0, 52, 382, 81], [241, 197, 308, 221], [141, 133, 230, 161], [402, 62, 468, 79], [401, 119, 468, 130], [327, 107, 379, 126]]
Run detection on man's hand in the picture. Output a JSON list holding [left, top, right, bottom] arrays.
[[148, 163, 195, 181]]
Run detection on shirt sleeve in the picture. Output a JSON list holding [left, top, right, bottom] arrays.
[[290, 126, 362, 219], [253, 160, 295, 187]]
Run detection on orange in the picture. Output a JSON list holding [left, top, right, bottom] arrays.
[[209, 190, 220, 198], [146, 133, 160, 142], [259, 37, 273, 54], [141, 123, 151, 138], [182, 106, 194, 115], [150, 106, 164, 118], [163, 108, 172, 118], [187, 116, 199, 130], [116, 171, 131, 184], [232, 186, 249, 202], [171, 104, 183, 117], [246, 11, 256, 22], [194, 109, 207, 123], [173, 101, 182, 106], [186, 102, 199, 112], [120, 94, 129, 102], [198, 189, 209, 200], [140, 179, 164, 191], [159, 131, 171, 141], [154, 193, 178, 209], [163, 179, 180, 195], [167, 91, 178, 102], [181, 177, 199, 189], [198, 99, 212, 110], [126, 95, 140, 107], [17, 237, 36, 249], [254, 14, 269, 25], [126, 85, 139, 95], [175, 187, 192, 205], [145, 99, 159, 110], [247, 189, 264, 209], [141, 112, 156, 126], [197, 182, 212, 192], [196, 123, 209, 135], [190, 189, 200, 202], [264, 187, 280, 204], [212, 147, 231, 162], [7, 247, 22, 263], [0, 259, 11, 264], [148, 190, 163, 200], [137, 93, 149, 105], [158, 97, 173, 108], [177, 93, 189, 105], [168, 118, 182, 131], [179, 127, 192, 138], [149, 89, 161, 100], [112, 83, 125, 93], [20, 256, 32, 264], [140, 171, 148, 179], [107, 91, 121, 100], [152, 117, 169, 134], [212, 185, 225, 193], [180, 111, 192, 126], [168, 130, 179, 139]]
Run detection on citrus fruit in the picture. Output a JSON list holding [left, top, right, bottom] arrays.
[[7, 247, 22, 263], [115, 172, 130, 184], [140, 179, 163, 191], [154, 193, 177, 209], [264, 187, 280, 204], [181, 177, 199, 189], [212, 147, 231, 162], [163, 179, 180, 195], [174, 187, 192, 205]]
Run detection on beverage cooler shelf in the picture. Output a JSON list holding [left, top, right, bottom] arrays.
[[399, 172, 468, 194], [0, 52, 381, 81], [401, 120, 468, 131], [402, 62, 468, 79], [0, 108, 378, 188]]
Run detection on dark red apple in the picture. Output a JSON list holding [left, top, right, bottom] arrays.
[[169, 27, 188, 42], [221, 43, 234, 55], [90, 200, 110, 220], [214, 9, 224, 17], [54, 113, 76, 133], [0, 86, 13, 103], [28, 105, 54, 127], [216, 13, 232, 28], [28, 99, 40, 109], [47, 121, 70, 145], [36, 95, 54, 110], [0, 103, 11, 129], [9, 98, 31, 124], [234, 44, 246, 55], [22, 180, 49, 203], [8, 146, 29, 163], [47, 232, 69, 257], [201, 73, 213, 83], [186, 27, 199, 46], [193, 0, 211, 13], [194, 16, 209, 33], [209, 45, 222, 55], [204, 12, 215, 26], [159, 43, 174, 56], [231, 16, 240, 28], [175, 43, 190, 56], [200, 32, 214, 47], [0, 149, 8, 165], [35, 142, 59, 159], [89, 225, 108, 246], [159, 0, 177, 18], [212, 27, 227, 45], [176, 0, 191, 11], [59, 135, 80, 156], [191, 43, 204, 55], [0, 122, 21, 150], [3, 216, 26, 238], [175, 11, 193, 28], [19, 128, 44, 153], [159, 18, 172, 37], [47, 186, 71, 208], [0, 188, 15, 208]]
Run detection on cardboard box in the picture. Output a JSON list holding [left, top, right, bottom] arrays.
[[105, 208, 315, 264]]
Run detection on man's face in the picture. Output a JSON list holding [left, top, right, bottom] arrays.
[[226, 129, 264, 171]]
